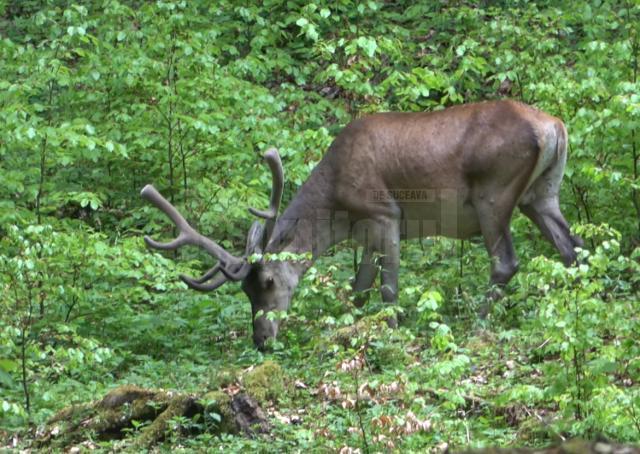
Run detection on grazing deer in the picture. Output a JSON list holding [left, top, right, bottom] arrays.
[[142, 100, 583, 349]]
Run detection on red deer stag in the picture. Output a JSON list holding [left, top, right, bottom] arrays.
[[142, 100, 583, 349]]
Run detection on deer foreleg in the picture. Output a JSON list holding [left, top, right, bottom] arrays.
[[352, 247, 378, 307], [379, 218, 400, 328]]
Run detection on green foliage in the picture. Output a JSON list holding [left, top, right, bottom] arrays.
[[1, 0, 639, 451], [515, 224, 639, 440]]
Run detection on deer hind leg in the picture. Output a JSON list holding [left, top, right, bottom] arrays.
[[477, 213, 519, 287], [519, 197, 583, 266], [352, 246, 378, 307], [519, 156, 583, 266], [472, 189, 520, 287], [471, 189, 520, 318], [475, 202, 518, 319]]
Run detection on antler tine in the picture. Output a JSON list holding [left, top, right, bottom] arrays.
[[187, 263, 223, 284], [179, 268, 229, 292], [141, 184, 243, 269], [182, 218, 263, 291], [180, 259, 250, 288], [219, 261, 251, 280], [248, 148, 284, 220]]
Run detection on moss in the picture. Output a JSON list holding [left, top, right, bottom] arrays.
[[242, 360, 284, 405], [369, 342, 411, 370], [135, 393, 201, 447], [38, 403, 95, 448], [37, 386, 175, 449], [465, 329, 498, 353], [206, 366, 239, 389], [129, 391, 169, 421], [201, 390, 236, 434], [516, 416, 553, 443], [36, 385, 270, 449], [47, 402, 93, 424], [330, 315, 389, 348], [99, 384, 158, 409], [92, 386, 170, 437]]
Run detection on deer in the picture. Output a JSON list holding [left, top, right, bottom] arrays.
[[141, 100, 583, 349]]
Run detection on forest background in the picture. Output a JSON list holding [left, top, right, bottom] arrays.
[[1, 0, 639, 451]]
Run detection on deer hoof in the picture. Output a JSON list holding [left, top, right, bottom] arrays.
[[385, 316, 398, 329]]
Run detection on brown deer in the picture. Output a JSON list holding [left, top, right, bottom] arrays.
[[141, 100, 583, 349]]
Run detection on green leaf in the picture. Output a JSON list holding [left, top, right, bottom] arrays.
[[0, 359, 18, 372], [356, 36, 377, 57]]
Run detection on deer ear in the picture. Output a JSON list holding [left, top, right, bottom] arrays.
[[267, 218, 299, 249]]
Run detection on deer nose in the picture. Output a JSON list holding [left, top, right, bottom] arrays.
[[253, 332, 269, 350]]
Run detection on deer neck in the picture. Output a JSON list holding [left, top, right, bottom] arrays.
[[264, 160, 346, 276]]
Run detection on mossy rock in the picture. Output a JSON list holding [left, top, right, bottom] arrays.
[[37, 385, 169, 449], [35, 384, 270, 450], [201, 390, 236, 434], [133, 393, 202, 448], [36, 403, 95, 449], [242, 360, 285, 405]]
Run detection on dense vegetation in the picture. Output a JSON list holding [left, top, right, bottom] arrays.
[[1, 0, 639, 451]]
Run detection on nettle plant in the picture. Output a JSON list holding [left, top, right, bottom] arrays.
[[516, 224, 640, 439]]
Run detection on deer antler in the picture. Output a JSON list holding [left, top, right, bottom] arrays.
[[249, 148, 283, 246], [141, 185, 244, 266], [141, 148, 284, 291], [248, 148, 283, 220]]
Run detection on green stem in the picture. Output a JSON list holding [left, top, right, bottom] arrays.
[[352, 367, 369, 453]]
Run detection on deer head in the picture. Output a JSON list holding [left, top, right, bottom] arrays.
[[141, 148, 295, 349]]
